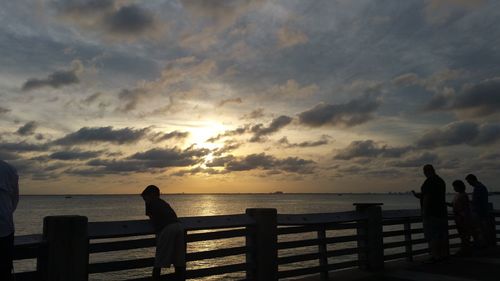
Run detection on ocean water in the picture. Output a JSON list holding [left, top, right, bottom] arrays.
[[13, 194, 500, 280]]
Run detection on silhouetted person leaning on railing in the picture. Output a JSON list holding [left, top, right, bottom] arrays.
[[412, 164, 448, 263], [0, 160, 19, 281], [141, 185, 186, 281]]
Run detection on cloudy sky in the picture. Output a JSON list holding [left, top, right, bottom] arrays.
[[1, 0, 499, 194]]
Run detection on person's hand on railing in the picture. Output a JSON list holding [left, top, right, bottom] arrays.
[[411, 190, 421, 199]]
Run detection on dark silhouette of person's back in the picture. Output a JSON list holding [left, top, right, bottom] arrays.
[[0, 160, 19, 281]]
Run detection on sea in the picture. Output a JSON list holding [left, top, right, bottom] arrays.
[[13, 194, 500, 280]]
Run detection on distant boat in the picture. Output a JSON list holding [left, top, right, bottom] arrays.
[[65, 196, 72, 199], [273, 191, 284, 194]]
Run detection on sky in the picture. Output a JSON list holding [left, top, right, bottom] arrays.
[[0, 0, 499, 194]]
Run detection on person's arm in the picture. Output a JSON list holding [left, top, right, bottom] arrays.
[[145, 202, 153, 219], [411, 190, 421, 199]]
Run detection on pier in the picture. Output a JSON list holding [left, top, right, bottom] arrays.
[[13, 203, 500, 281]]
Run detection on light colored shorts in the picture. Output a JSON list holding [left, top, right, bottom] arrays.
[[154, 222, 186, 268]]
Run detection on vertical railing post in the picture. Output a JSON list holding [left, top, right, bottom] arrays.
[[246, 208, 278, 281], [403, 220, 413, 262], [354, 203, 384, 271], [487, 203, 497, 246], [317, 226, 328, 280], [40, 216, 89, 281]]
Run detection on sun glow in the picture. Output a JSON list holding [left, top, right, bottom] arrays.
[[188, 121, 226, 149]]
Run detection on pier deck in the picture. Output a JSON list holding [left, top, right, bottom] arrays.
[[299, 248, 500, 281]]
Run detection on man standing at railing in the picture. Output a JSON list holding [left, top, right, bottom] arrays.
[[0, 160, 19, 281], [141, 185, 186, 281], [412, 164, 448, 263]]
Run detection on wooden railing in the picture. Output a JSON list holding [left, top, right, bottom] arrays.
[[12, 204, 500, 281], [276, 210, 366, 280], [89, 213, 255, 281], [381, 210, 462, 262]]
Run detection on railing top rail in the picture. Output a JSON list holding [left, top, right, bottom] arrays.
[[14, 234, 44, 247], [277, 211, 365, 225], [88, 214, 255, 239], [382, 209, 421, 219]]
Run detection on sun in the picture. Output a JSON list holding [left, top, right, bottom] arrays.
[[188, 121, 226, 149]]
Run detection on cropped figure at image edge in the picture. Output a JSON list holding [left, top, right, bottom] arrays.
[[0, 160, 19, 281]]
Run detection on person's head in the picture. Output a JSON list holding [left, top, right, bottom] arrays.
[[452, 180, 466, 193], [141, 185, 160, 202], [465, 174, 478, 186], [423, 164, 436, 178]]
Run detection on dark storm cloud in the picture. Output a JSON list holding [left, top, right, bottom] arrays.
[[0, 142, 49, 152], [424, 77, 500, 117], [249, 115, 292, 142], [49, 149, 102, 160], [129, 147, 209, 167], [8, 158, 65, 180], [54, 126, 150, 145], [84, 146, 209, 174], [104, 5, 155, 35], [224, 153, 315, 174], [389, 152, 440, 168], [0, 151, 18, 160], [277, 135, 330, 148], [16, 121, 38, 136], [206, 155, 236, 167], [334, 140, 412, 160], [21, 62, 82, 91], [87, 159, 144, 173], [151, 130, 190, 143], [298, 94, 381, 127], [424, 92, 451, 111], [416, 121, 500, 148], [52, 1, 158, 38], [452, 78, 500, 117]]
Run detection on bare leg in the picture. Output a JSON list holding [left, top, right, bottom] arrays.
[[152, 267, 161, 281]]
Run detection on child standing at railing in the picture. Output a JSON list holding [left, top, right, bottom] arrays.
[[447, 180, 472, 256], [141, 185, 186, 281]]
